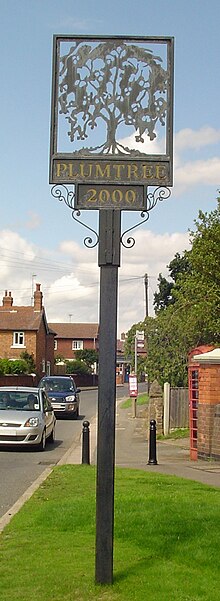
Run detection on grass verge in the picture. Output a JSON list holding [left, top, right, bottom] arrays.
[[120, 392, 149, 409], [157, 428, 190, 440], [0, 465, 220, 601]]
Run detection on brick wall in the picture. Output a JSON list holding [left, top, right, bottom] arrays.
[[198, 364, 220, 460], [211, 404, 220, 459], [0, 374, 37, 386], [0, 331, 37, 360], [55, 337, 97, 360]]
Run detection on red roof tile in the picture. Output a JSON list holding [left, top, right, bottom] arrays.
[[49, 322, 99, 339], [0, 308, 43, 331]]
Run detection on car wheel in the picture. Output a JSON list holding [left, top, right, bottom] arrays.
[[48, 425, 55, 443], [38, 429, 46, 451]]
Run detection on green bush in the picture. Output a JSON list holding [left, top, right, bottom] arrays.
[[66, 359, 90, 375], [0, 358, 29, 375], [10, 359, 29, 374], [0, 359, 11, 375]]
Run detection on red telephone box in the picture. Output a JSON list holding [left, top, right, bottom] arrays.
[[188, 345, 214, 461], [188, 365, 199, 460]]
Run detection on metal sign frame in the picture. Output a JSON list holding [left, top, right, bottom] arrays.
[[50, 35, 174, 204]]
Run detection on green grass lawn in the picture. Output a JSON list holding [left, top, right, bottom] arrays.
[[120, 392, 149, 409], [0, 465, 220, 601], [157, 428, 190, 440]]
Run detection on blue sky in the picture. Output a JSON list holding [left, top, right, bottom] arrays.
[[0, 0, 219, 334]]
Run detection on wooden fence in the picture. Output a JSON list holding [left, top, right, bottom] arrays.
[[169, 387, 189, 429]]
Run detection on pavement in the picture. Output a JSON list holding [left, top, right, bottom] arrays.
[[64, 398, 220, 489], [1, 396, 220, 533]]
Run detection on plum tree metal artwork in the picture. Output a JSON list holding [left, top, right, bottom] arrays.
[[58, 39, 168, 156]]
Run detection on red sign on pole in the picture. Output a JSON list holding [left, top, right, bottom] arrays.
[[129, 374, 138, 397]]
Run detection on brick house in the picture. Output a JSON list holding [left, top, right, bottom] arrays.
[[0, 285, 55, 380], [48, 322, 99, 364]]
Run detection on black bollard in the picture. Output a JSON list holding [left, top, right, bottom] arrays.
[[148, 419, 158, 465], [82, 420, 90, 464]]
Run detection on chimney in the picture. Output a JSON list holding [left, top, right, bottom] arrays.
[[2, 290, 13, 308], [34, 283, 43, 311]]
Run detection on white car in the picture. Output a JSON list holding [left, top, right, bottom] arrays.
[[0, 387, 56, 451]]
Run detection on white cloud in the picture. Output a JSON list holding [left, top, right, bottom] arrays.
[[119, 131, 165, 154], [25, 211, 42, 230], [52, 17, 102, 32], [173, 126, 220, 195], [174, 156, 220, 195], [175, 127, 220, 151], [117, 229, 190, 333], [119, 126, 220, 197], [0, 228, 190, 335]]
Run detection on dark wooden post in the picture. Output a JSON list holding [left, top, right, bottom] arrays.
[[95, 210, 121, 584]]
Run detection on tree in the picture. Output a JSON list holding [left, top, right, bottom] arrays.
[[153, 252, 191, 314], [20, 351, 35, 373], [59, 40, 168, 155], [66, 359, 90, 376], [153, 274, 175, 313], [127, 198, 220, 386], [173, 199, 220, 343], [75, 349, 98, 371]]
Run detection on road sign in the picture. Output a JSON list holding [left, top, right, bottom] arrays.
[[129, 374, 138, 397], [136, 330, 145, 341]]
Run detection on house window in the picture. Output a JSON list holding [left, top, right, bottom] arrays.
[[54, 340, 58, 350], [72, 340, 83, 350], [13, 331, 25, 347]]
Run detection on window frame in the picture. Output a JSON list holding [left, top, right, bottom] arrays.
[[12, 331, 25, 347], [72, 340, 83, 351]]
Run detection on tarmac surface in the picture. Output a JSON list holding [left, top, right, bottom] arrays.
[[1, 395, 220, 532]]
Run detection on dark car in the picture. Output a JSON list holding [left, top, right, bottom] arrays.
[[39, 376, 80, 418]]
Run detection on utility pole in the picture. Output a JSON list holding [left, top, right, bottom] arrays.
[[144, 273, 148, 318]]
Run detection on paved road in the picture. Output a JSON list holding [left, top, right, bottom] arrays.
[[0, 388, 98, 518]]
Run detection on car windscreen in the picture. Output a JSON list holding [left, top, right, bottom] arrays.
[[41, 379, 74, 392], [0, 391, 40, 411]]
